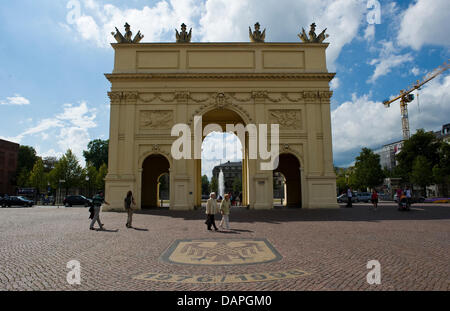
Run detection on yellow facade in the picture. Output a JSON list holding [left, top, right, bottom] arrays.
[[104, 42, 337, 210]]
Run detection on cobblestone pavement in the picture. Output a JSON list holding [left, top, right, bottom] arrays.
[[0, 203, 449, 291]]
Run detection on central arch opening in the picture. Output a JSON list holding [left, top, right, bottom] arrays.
[[195, 108, 248, 207]]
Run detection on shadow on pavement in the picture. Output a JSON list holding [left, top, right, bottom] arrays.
[[129, 204, 450, 223], [131, 227, 149, 231]]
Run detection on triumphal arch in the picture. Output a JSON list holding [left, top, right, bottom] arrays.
[[104, 22, 337, 210]]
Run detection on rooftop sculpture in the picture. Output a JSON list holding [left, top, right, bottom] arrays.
[[249, 22, 266, 43], [111, 23, 144, 43], [176, 23, 192, 43], [298, 23, 329, 43]]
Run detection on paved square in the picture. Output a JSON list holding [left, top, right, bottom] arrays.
[[0, 203, 449, 291]]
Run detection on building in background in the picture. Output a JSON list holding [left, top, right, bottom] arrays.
[[374, 140, 403, 171], [0, 139, 19, 195], [212, 161, 242, 195], [434, 123, 450, 143]]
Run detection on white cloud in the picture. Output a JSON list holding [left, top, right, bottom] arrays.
[[397, 0, 450, 50], [411, 66, 421, 76], [63, 0, 368, 69], [201, 132, 242, 178], [363, 24, 375, 42], [330, 77, 340, 90], [331, 74, 450, 157], [4, 102, 97, 166], [368, 40, 413, 83], [0, 94, 30, 106]]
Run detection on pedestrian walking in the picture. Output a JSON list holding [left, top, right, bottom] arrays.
[[371, 189, 379, 210], [219, 194, 231, 230], [205, 192, 218, 231], [124, 190, 136, 228], [405, 186, 412, 209], [396, 188, 403, 209], [346, 187, 353, 208], [90, 191, 110, 231]]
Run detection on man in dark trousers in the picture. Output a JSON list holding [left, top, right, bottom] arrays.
[[205, 192, 218, 231], [90, 191, 110, 231]]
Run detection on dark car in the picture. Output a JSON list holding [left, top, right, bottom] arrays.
[[3, 196, 33, 207], [63, 195, 92, 207]]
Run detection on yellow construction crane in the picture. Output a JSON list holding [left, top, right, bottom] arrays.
[[383, 60, 449, 140]]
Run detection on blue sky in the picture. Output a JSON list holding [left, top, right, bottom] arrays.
[[0, 0, 449, 178]]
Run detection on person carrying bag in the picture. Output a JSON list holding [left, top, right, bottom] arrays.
[[124, 191, 136, 228]]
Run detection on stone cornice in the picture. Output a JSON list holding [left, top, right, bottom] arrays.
[[105, 72, 335, 82]]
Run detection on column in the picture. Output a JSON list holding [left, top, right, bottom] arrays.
[[123, 92, 138, 177], [320, 91, 335, 176], [107, 91, 122, 176]]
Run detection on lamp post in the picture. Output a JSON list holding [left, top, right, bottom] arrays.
[[58, 179, 65, 208], [85, 176, 90, 198]]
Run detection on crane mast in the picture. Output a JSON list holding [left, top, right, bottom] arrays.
[[383, 60, 449, 140]]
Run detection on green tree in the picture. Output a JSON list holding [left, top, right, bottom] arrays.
[[85, 165, 98, 197], [232, 177, 242, 194], [410, 155, 433, 196], [396, 129, 440, 182], [16, 145, 38, 187], [201, 175, 210, 195], [50, 150, 83, 195], [210, 176, 218, 194], [96, 163, 108, 191], [353, 148, 384, 190], [432, 142, 450, 196], [83, 139, 109, 170], [29, 158, 46, 192]]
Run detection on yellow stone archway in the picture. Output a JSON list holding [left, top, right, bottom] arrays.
[[104, 39, 338, 211]]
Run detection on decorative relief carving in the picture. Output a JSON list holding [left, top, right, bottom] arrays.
[[140, 111, 173, 129], [319, 91, 333, 100], [281, 92, 303, 102], [175, 91, 189, 102], [269, 110, 302, 129], [189, 93, 211, 103], [303, 91, 319, 101], [228, 93, 253, 102], [252, 91, 268, 99], [215, 93, 229, 108], [108, 91, 122, 103], [123, 91, 138, 102]]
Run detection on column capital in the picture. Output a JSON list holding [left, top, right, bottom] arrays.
[[108, 91, 122, 103], [123, 91, 139, 103], [303, 91, 319, 102]]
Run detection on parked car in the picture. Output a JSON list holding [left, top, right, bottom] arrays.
[[3, 196, 34, 207], [0, 195, 4, 207], [63, 195, 92, 207], [356, 192, 371, 203], [337, 193, 358, 203]]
